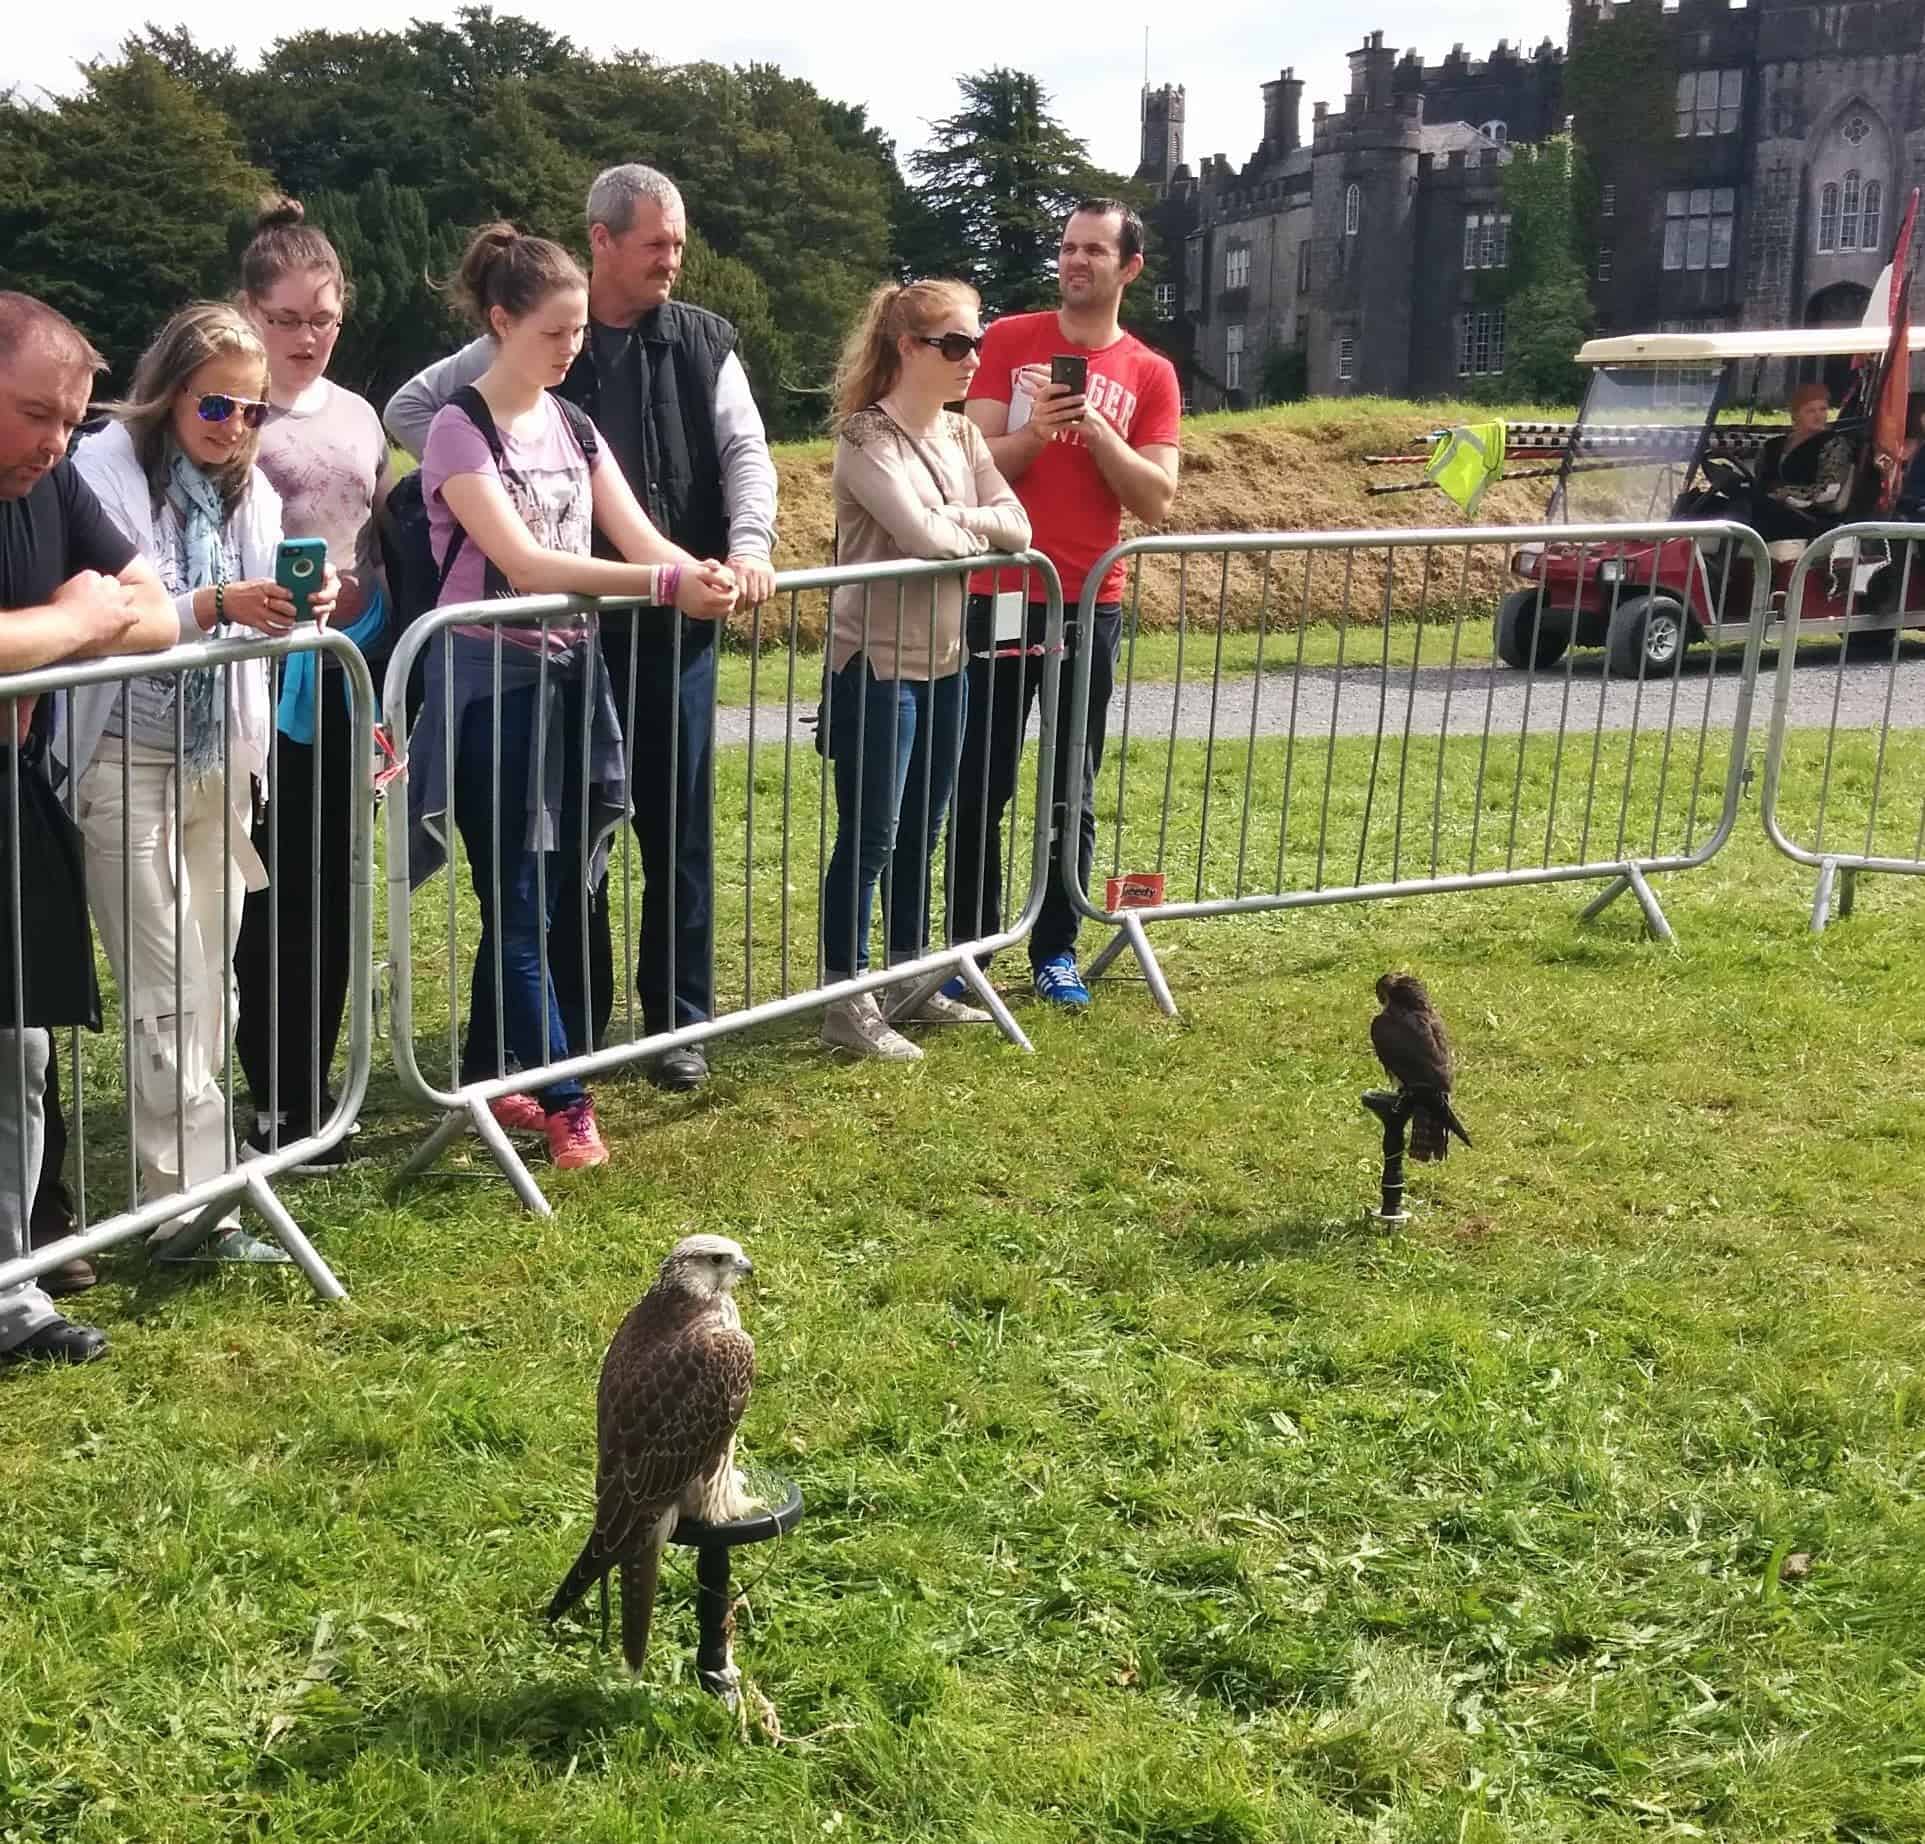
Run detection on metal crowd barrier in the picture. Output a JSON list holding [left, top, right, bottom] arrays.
[[0, 628, 376, 1306], [1759, 521, 1925, 931], [1058, 523, 1773, 1014], [380, 554, 1065, 1213]]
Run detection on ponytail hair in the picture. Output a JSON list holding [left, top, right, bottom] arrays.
[[447, 221, 587, 334], [239, 194, 348, 307], [831, 279, 980, 425]]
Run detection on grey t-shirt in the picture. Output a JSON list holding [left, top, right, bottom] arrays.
[[257, 381, 389, 624]]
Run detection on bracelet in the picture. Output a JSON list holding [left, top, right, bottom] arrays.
[[213, 581, 225, 624], [659, 563, 683, 609]]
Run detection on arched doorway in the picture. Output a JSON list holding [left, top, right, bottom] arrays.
[[1806, 282, 1872, 400]]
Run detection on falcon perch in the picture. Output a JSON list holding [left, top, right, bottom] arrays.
[[1369, 972, 1472, 1162], [546, 1233, 759, 1673]]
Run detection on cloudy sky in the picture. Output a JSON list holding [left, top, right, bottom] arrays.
[[5, 0, 1567, 178]]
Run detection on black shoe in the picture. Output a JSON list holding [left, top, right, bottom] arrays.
[[2, 1319, 109, 1366], [648, 1046, 708, 1092], [30, 1221, 96, 1297], [242, 1122, 353, 1175]]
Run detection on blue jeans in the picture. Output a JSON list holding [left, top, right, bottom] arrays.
[[821, 657, 966, 980], [454, 682, 587, 1113]]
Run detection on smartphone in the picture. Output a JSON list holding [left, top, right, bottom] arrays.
[[274, 537, 328, 622], [1050, 353, 1089, 396]]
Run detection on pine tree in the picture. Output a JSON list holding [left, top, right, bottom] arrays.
[[905, 70, 1120, 315]]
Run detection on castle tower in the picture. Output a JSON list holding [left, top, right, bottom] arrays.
[[1308, 31, 1426, 395], [1138, 84, 1186, 190]]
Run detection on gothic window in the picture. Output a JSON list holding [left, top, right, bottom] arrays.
[[1664, 188, 1735, 271], [1841, 113, 1871, 146], [1480, 120, 1507, 145], [1226, 323, 1244, 390], [1344, 184, 1361, 237], [1840, 171, 1862, 248], [1818, 182, 1840, 252], [1862, 180, 1882, 253]]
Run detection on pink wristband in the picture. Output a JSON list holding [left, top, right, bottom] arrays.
[[658, 563, 682, 608]]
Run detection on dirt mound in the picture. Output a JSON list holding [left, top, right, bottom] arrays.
[[759, 398, 1570, 643]]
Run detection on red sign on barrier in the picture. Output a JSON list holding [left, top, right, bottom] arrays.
[[1105, 872, 1167, 911]]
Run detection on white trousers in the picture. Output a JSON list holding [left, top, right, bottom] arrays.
[[77, 746, 247, 1215]]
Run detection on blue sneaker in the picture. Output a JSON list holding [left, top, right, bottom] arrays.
[[1032, 953, 1091, 1010]]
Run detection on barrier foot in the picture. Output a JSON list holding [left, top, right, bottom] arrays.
[[1088, 914, 1179, 1018], [1624, 866, 1674, 943], [245, 1169, 348, 1302], [1577, 868, 1673, 943], [392, 1108, 472, 1192], [954, 958, 1033, 1053], [466, 1094, 554, 1218], [1810, 858, 1839, 934]]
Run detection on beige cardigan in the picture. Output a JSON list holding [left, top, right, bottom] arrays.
[[829, 409, 1030, 680]]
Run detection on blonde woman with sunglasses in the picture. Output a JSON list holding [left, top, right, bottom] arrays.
[[68, 301, 336, 1262]]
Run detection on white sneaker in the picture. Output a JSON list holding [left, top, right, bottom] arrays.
[[895, 988, 993, 1026], [820, 993, 924, 1061]]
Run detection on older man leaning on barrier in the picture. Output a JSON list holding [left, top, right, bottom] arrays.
[[0, 293, 177, 1366], [386, 164, 779, 1094]]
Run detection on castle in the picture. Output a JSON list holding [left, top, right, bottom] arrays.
[[1143, 1, 1924, 407]]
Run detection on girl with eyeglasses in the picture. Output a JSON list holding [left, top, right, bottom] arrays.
[[231, 196, 391, 1171], [68, 301, 337, 1262], [817, 280, 1029, 1062]]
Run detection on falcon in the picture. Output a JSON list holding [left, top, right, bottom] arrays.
[[546, 1233, 758, 1672], [1370, 972, 1472, 1162]]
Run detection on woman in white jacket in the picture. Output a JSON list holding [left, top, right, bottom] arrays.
[[71, 302, 335, 1261]]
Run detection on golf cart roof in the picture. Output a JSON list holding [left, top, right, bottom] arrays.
[[1579, 326, 1925, 364]]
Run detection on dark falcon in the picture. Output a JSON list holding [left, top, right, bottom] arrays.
[[1370, 972, 1472, 1162], [546, 1233, 758, 1672]]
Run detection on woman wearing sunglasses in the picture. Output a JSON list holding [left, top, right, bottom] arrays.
[[817, 280, 1029, 1062], [69, 300, 336, 1262], [231, 197, 390, 1172]]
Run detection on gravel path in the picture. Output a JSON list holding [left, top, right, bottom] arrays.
[[713, 648, 1925, 747]]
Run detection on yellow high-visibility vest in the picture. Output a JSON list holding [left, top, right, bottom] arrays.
[[1426, 421, 1507, 516]]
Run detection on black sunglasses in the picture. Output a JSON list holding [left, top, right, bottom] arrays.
[[916, 332, 985, 361], [195, 392, 271, 430]]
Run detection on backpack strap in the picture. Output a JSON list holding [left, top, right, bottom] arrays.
[[430, 384, 510, 600], [550, 393, 600, 467]]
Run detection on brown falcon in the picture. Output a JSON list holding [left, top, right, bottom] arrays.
[[1370, 972, 1472, 1162], [546, 1233, 758, 1672]]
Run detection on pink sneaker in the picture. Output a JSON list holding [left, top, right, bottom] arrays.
[[547, 1097, 609, 1170], [490, 1093, 548, 1135]]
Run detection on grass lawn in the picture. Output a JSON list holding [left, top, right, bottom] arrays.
[[4, 730, 1925, 1843]]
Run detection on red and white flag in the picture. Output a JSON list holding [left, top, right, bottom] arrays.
[[1872, 188, 1917, 514]]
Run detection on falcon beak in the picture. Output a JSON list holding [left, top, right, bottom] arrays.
[[734, 1254, 755, 1277]]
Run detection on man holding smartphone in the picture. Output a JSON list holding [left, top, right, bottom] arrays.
[[949, 198, 1181, 1009]]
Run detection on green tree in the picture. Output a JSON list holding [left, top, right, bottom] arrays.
[[0, 50, 270, 385], [904, 69, 1121, 316], [1497, 136, 1593, 406]]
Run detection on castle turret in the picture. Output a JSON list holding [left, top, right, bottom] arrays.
[[1138, 83, 1186, 190], [1260, 67, 1304, 157]]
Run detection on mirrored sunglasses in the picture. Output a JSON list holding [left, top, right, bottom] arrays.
[[195, 393, 271, 429]]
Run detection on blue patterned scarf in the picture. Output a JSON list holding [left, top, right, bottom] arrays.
[[162, 444, 228, 779]]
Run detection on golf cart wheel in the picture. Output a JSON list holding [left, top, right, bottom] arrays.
[[1605, 594, 1690, 678], [1494, 588, 1569, 671]]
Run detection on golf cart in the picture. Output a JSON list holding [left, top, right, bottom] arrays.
[[1495, 324, 1925, 675]]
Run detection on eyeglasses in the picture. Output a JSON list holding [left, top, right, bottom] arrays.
[[260, 311, 341, 336], [194, 393, 272, 429], [916, 332, 985, 361]]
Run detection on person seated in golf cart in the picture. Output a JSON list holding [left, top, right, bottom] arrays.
[[1754, 382, 1857, 546]]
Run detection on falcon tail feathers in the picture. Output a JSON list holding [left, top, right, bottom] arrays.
[[620, 1545, 663, 1674], [1407, 1093, 1472, 1164], [545, 1539, 608, 1625]]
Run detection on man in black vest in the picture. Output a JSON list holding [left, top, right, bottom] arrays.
[[386, 166, 778, 1091]]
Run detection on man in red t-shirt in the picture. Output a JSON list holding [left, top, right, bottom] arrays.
[[946, 200, 1181, 1009]]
